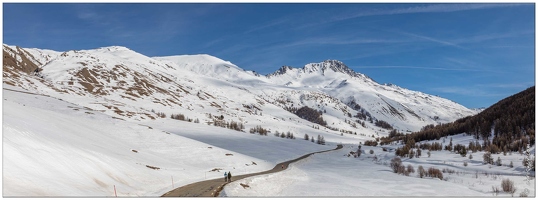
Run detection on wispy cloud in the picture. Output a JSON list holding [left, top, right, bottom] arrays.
[[298, 3, 528, 29], [433, 86, 510, 97], [281, 37, 407, 48], [74, 4, 116, 26], [72, 4, 191, 43], [453, 30, 535, 44], [391, 30, 467, 49], [386, 3, 523, 14], [441, 57, 499, 72], [476, 82, 535, 89], [244, 18, 289, 34], [433, 81, 534, 97], [353, 65, 492, 72], [486, 45, 535, 49], [388, 30, 520, 57]]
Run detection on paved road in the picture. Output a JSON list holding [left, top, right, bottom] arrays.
[[161, 144, 343, 197]]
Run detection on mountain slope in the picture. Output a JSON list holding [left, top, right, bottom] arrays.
[[153, 54, 266, 85], [3, 44, 478, 137], [265, 60, 477, 132], [378, 86, 535, 153]]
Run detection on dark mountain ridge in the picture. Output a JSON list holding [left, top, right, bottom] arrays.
[[375, 86, 535, 155]]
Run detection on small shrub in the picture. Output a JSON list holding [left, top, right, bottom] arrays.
[[510, 188, 517, 197], [157, 112, 166, 118], [171, 113, 185, 120], [390, 157, 402, 173], [274, 131, 280, 137], [406, 164, 415, 174], [463, 161, 468, 167], [483, 152, 493, 165], [501, 178, 515, 193], [522, 157, 535, 170], [398, 165, 406, 175], [428, 167, 443, 180], [418, 165, 426, 178], [369, 149, 374, 154], [316, 135, 325, 145], [364, 140, 378, 146]]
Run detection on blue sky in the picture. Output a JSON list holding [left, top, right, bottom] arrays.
[[3, 3, 535, 108]]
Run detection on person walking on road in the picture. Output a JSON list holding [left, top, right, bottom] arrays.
[[227, 171, 232, 182], [224, 171, 227, 182]]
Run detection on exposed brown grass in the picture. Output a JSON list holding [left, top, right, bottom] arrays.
[[240, 183, 250, 189], [146, 165, 160, 170]]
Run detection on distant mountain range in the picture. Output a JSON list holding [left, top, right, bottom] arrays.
[[3, 44, 479, 137]]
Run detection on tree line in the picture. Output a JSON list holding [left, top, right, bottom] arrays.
[[369, 86, 535, 154]]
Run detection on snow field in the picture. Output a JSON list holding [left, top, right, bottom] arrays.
[[2, 87, 336, 197], [2, 44, 528, 197], [222, 134, 535, 197]]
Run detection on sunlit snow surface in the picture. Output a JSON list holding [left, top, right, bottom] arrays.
[[2, 85, 331, 197], [222, 136, 535, 197], [4, 84, 534, 197], [2, 44, 532, 197]]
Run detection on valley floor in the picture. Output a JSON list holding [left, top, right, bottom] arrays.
[[2, 86, 535, 197], [222, 138, 536, 197]]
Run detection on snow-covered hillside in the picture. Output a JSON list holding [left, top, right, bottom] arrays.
[[3, 44, 478, 137], [153, 54, 265, 84], [2, 85, 333, 196], [4, 44, 505, 197], [265, 60, 476, 132]]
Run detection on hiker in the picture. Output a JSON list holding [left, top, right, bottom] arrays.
[[281, 164, 284, 169], [224, 171, 227, 182], [227, 171, 232, 182]]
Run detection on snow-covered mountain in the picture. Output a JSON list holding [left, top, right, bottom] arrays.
[[7, 44, 532, 198], [265, 59, 476, 131], [3, 44, 478, 136]]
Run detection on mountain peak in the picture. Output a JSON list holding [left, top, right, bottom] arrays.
[[303, 59, 358, 78], [267, 65, 294, 77], [267, 59, 367, 80], [321, 59, 356, 76]]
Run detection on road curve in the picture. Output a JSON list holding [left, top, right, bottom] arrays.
[[161, 144, 343, 197]]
